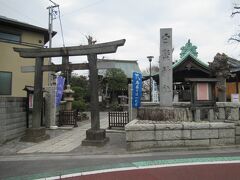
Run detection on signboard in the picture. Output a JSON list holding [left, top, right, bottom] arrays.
[[152, 79, 159, 102], [29, 94, 33, 109], [132, 72, 142, 108], [231, 94, 239, 102], [197, 83, 209, 100], [56, 76, 65, 106]]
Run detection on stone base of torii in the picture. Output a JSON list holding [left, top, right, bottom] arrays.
[[14, 39, 125, 145], [21, 128, 50, 143], [82, 129, 109, 146]]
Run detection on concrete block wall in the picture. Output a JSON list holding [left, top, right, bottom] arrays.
[[0, 97, 27, 143], [126, 120, 236, 150]]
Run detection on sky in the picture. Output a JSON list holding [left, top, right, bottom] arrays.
[[1, 0, 240, 74]]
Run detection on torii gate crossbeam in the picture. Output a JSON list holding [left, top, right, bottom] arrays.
[[14, 39, 125, 58]]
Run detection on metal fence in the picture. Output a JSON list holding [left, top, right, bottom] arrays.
[[59, 110, 78, 127], [108, 111, 129, 129]]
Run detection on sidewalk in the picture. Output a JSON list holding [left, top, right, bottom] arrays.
[[0, 112, 127, 155]]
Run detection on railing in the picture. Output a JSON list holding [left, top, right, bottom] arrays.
[[108, 111, 129, 129], [178, 90, 191, 101], [59, 110, 78, 127]]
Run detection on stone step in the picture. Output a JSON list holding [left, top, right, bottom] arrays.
[[58, 125, 74, 130]]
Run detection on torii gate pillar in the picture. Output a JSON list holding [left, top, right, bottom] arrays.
[[82, 54, 109, 146], [21, 57, 50, 142]]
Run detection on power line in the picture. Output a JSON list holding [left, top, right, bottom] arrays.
[[58, 6, 65, 47], [61, 0, 106, 17]]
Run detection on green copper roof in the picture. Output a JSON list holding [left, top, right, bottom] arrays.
[[173, 39, 208, 69], [180, 39, 198, 58], [173, 51, 209, 69]]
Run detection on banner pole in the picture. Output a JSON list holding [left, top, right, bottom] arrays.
[[128, 83, 132, 121]]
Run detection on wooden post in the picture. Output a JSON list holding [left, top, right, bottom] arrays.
[[128, 84, 132, 121], [218, 76, 226, 102], [32, 57, 44, 128], [88, 54, 100, 130], [236, 74, 239, 94]]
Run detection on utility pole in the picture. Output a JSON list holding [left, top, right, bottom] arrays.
[[47, 0, 59, 85]]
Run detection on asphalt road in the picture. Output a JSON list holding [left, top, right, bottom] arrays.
[[63, 163, 240, 180], [1, 148, 240, 179]]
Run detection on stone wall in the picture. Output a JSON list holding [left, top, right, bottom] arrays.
[[139, 102, 192, 121], [216, 102, 240, 121], [0, 97, 28, 143], [141, 102, 240, 122], [126, 119, 236, 150]]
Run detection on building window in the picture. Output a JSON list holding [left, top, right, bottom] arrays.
[[0, 72, 12, 95], [0, 31, 21, 43]]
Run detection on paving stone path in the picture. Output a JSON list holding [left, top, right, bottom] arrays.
[[17, 112, 109, 154]]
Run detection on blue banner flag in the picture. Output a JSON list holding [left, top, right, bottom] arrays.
[[56, 76, 65, 106], [132, 72, 142, 108]]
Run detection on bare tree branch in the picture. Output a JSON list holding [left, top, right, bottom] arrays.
[[229, 37, 240, 42], [234, 6, 240, 9], [231, 11, 240, 17]]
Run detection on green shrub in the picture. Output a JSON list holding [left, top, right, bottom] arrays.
[[111, 102, 123, 111], [72, 99, 87, 111]]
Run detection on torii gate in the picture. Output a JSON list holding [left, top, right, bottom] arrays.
[[14, 39, 125, 145]]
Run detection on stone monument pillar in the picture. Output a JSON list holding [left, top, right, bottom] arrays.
[[44, 86, 58, 129], [159, 28, 173, 107], [138, 28, 175, 121]]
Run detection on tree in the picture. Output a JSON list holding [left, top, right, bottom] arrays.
[[230, 5, 240, 42], [104, 68, 128, 102], [70, 74, 88, 90], [142, 65, 159, 96], [70, 74, 89, 111], [209, 53, 231, 102], [142, 65, 159, 76]]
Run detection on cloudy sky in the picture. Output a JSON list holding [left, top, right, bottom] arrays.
[[1, 0, 240, 73]]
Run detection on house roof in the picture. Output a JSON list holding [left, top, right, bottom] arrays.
[[227, 57, 240, 73], [98, 59, 141, 78], [173, 51, 209, 70], [0, 16, 57, 44]]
